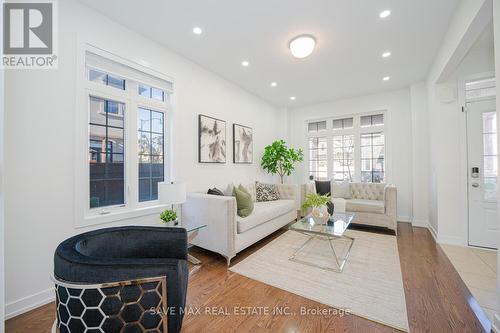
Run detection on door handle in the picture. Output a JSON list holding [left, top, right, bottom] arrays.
[[471, 183, 479, 188]]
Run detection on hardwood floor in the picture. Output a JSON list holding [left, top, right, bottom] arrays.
[[6, 222, 490, 333]]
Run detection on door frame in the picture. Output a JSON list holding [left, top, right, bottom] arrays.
[[458, 71, 497, 249]]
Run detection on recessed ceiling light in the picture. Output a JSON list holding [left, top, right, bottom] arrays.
[[290, 96, 296, 101], [382, 51, 391, 58], [241, 61, 249, 67], [289, 35, 316, 59], [270, 82, 277, 87], [379, 10, 391, 18], [193, 26, 202, 35], [383, 76, 391, 81]]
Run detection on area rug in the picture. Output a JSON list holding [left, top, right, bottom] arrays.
[[229, 230, 409, 332]]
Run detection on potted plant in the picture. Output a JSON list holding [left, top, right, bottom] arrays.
[[261, 140, 304, 184], [160, 209, 178, 226], [301, 193, 332, 225]]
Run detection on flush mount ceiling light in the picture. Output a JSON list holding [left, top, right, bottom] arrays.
[[290, 96, 296, 101], [270, 82, 277, 87], [379, 10, 391, 18], [193, 26, 203, 35], [383, 76, 391, 81], [382, 51, 391, 58], [289, 35, 316, 59], [241, 61, 249, 67]]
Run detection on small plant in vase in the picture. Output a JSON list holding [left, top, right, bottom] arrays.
[[301, 193, 332, 225], [160, 209, 178, 226]]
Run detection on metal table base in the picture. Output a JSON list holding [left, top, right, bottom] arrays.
[[289, 232, 355, 273]]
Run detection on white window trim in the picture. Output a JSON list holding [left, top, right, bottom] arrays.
[[75, 43, 173, 228], [305, 110, 390, 183]]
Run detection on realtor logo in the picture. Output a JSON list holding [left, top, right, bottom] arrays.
[[2, 1, 58, 69]]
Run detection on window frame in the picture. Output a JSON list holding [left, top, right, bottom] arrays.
[[305, 111, 388, 183], [75, 44, 173, 228]]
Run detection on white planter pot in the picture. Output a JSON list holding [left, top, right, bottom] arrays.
[[311, 206, 330, 225]]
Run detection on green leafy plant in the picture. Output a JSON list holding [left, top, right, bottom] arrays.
[[261, 140, 304, 184], [301, 193, 331, 210], [160, 209, 177, 224]]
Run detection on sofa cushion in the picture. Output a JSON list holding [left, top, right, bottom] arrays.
[[346, 199, 385, 214], [233, 186, 254, 217], [315, 180, 331, 196], [207, 188, 224, 196], [237, 200, 295, 233], [350, 183, 385, 201], [331, 180, 351, 199], [255, 182, 280, 202], [226, 183, 256, 202]]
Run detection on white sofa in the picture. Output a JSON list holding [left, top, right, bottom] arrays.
[[302, 182, 397, 234], [182, 183, 300, 265]]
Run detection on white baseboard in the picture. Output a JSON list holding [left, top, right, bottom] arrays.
[[427, 223, 438, 241], [437, 235, 467, 247], [411, 219, 429, 228], [398, 216, 412, 223], [5, 287, 55, 320]]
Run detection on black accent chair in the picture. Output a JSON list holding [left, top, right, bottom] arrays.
[[53, 226, 188, 333]]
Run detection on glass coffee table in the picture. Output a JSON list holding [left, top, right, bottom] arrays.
[[289, 212, 355, 272]]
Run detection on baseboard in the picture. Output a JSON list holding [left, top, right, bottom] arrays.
[[411, 219, 429, 228], [437, 234, 467, 247], [5, 287, 55, 320], [493, 313, 500, 333], [397, 216, 412, 223], [427, 223, 438, 241]]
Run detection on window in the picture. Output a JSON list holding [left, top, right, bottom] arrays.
[[308, 137, 328, 180], [80, 50, 172, 223], [139, 84, 167, 102], [466, 78, 496, 101], [332, 117, 353, 130], [360, 132, 385, 183], [308, 121, 327, 133], [333, 135, 354, 181], [138, 108, 165, 202], [360, 114, 384, 127], [307, 112, 386, 183], [483, 111, 497, 201], [88, 69, 125, 90], [89, 97, 125, 208]]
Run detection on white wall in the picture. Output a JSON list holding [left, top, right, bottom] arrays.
[[0, 4, 5, 329], [410, 83, 429, 227], [4, 0, 285, 318], [493, 0, 500, 329], [288, 88, 413, 221], [424, 0, 494, 245], [0, 1, 5, 330]]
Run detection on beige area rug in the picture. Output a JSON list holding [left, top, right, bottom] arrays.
[[230, 230, 409, 332]]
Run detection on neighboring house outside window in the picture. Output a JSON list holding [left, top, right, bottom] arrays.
[[77, 48, 173, 227], [306, 113, 386, 183]]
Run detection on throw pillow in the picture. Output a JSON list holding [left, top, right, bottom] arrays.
[[207, 188, 224, 196], [315, 180, 331, 196], [233, 185, 254, 217], [331, 180, 351, 199], [255, 182, 280, 202]]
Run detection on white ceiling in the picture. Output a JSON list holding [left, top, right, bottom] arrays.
[[78, 0, 458, 108]]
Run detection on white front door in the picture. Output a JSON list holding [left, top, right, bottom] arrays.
[[467, 98, 498, 249]]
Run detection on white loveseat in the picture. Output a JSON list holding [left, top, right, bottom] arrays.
[[182, 183, 300, 265], [302, 182, 397, 234]]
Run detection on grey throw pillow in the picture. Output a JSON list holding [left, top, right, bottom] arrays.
[[255, 182, 280, 202]]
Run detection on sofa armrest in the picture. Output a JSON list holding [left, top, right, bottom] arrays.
[[181, 193, 237, 258], [276, 184, 300, 208], [384, 184, 397, 224]]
